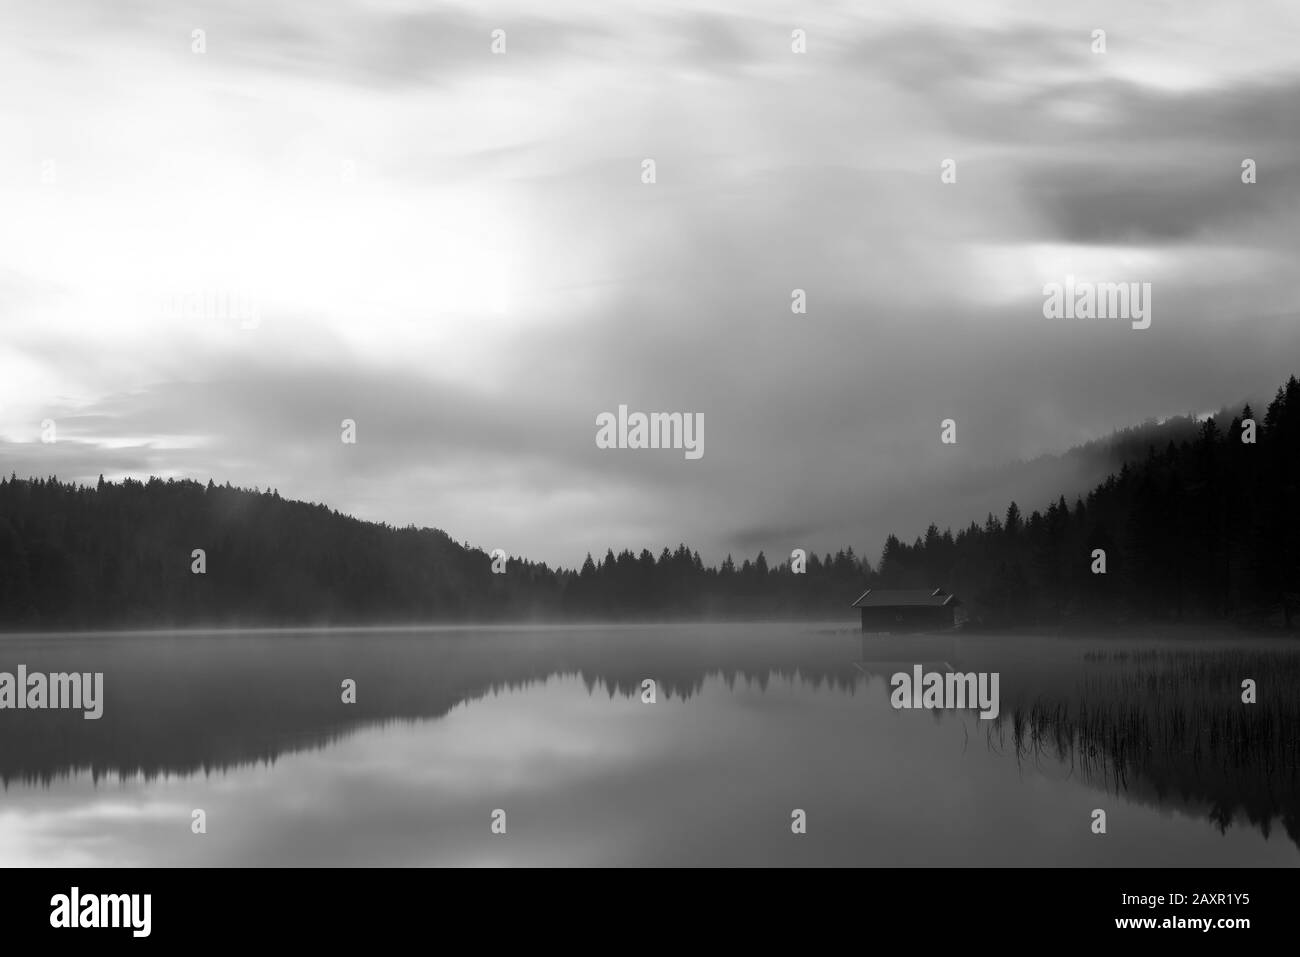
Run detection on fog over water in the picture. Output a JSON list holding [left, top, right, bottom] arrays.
[[2, 625, 1296, 866]]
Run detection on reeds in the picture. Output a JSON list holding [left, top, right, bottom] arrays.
[[988, 648, 1300, 843]]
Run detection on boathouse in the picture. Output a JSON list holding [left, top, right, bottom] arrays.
[[851, 588, 960, 632]]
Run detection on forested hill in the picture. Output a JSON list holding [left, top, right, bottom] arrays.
[[0, 476, 866, 628], [0, 478, 521, 628], [877, 376, 1300, 629], [1, 374, 1297, 630]]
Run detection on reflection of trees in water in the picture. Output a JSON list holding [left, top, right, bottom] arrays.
[[987, 648, 1300, 848], [0, 627, 863, 787], [6, 630, 1296, 850]]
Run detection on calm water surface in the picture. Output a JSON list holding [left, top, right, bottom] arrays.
[[1, 624, 1297, 866]]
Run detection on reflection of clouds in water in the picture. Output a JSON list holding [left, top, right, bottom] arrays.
[[0, 796, 192, 868], [0, 625, 870, 786], [3, 668, 1297, 867]]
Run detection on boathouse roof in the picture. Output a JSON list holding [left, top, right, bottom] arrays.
[[850, 587, 959, 608]]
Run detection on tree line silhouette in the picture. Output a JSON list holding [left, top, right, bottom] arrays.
[[919, 375, 1299, 629], [1, 375, 1296, 629]]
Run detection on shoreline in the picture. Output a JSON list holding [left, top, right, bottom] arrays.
[[1, 619, 1296, 640]]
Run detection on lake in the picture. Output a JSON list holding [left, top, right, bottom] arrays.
[[1, 623, 1297, 866]]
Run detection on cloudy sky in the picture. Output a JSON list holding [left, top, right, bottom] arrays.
[[2, 0, 1298, 567]]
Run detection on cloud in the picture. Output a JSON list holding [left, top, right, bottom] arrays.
[[2, 0, 1299, 567]]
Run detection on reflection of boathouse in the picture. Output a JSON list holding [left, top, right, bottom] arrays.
[[851, 588, 960, 632]]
